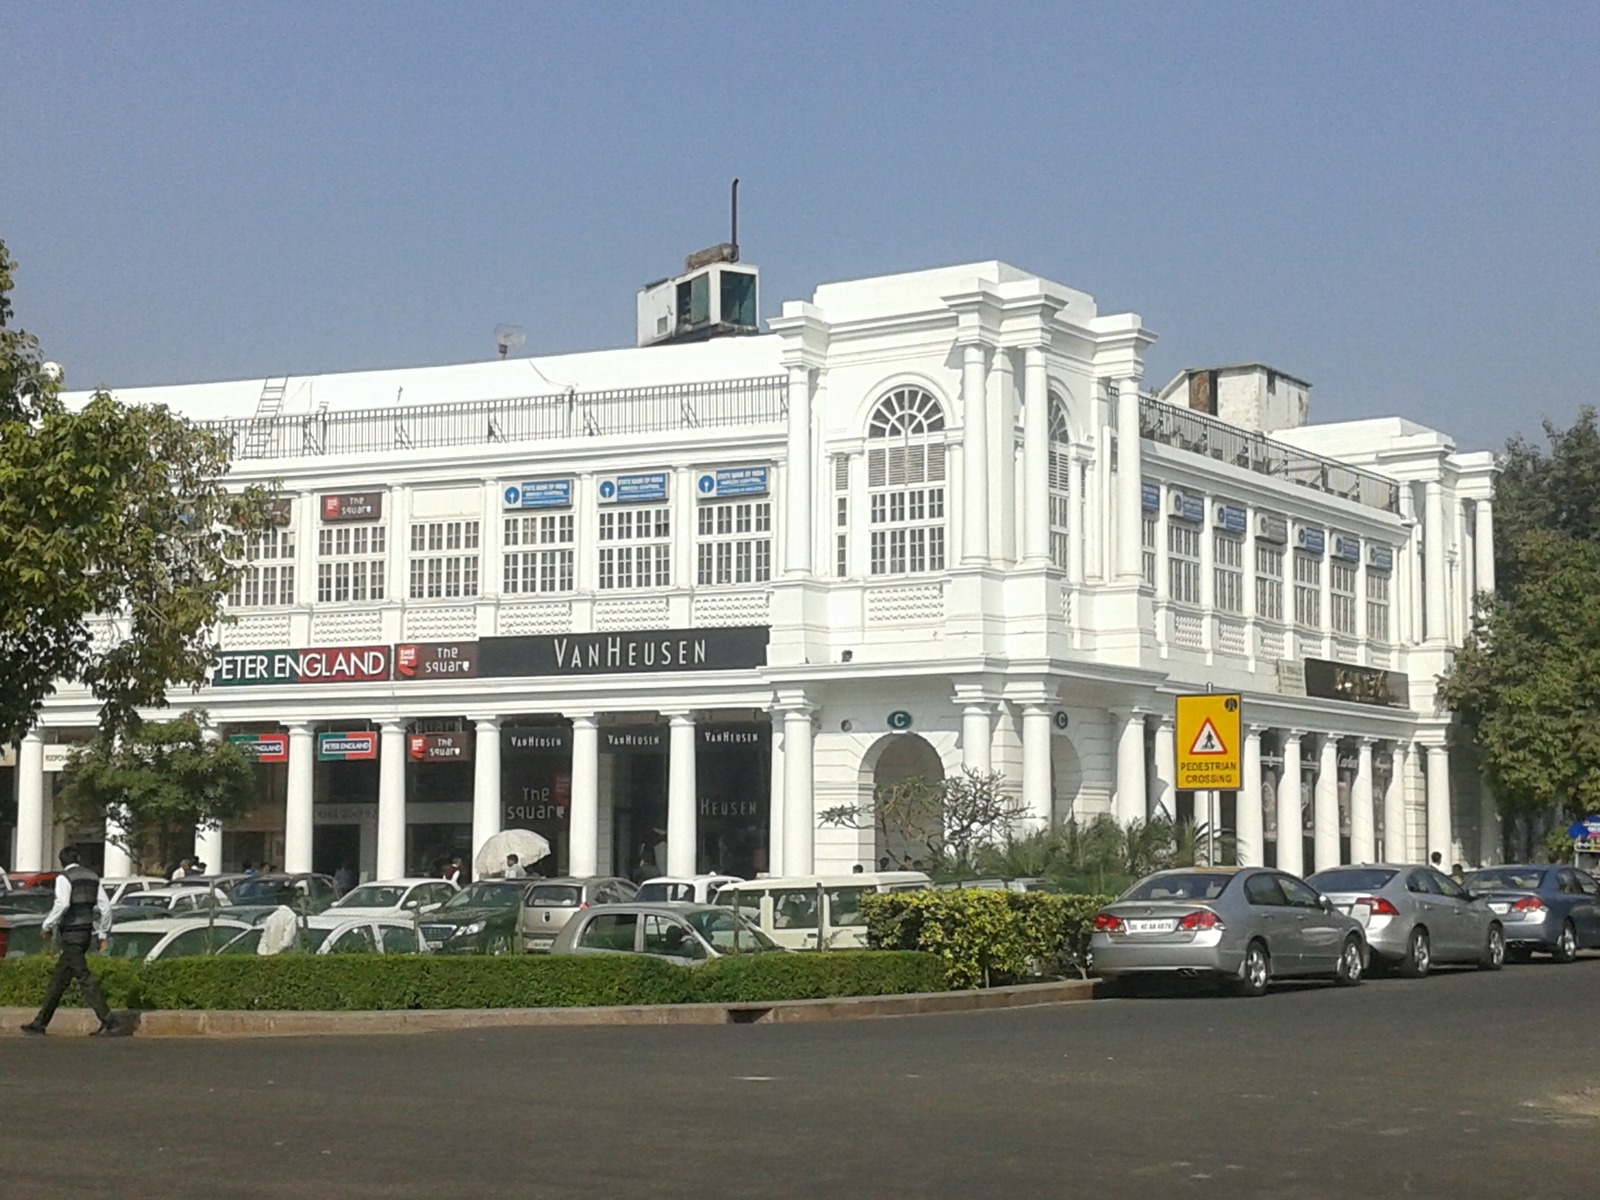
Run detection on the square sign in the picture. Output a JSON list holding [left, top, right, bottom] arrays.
[[1175, 693, 1242, 791]]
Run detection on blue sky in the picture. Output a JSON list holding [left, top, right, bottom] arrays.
[[3, 3, 1596, 451]]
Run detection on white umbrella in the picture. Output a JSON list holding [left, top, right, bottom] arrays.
[[474, 828, 552, 878]]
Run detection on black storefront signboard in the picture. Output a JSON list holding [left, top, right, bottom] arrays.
[[321, 492, 383, 522], [408, 732, 474, 762], [396, 640, 479, 679], [1303, 658, 1409, 708], [602, 726, 667, 754], [504, 726, 571, 753], [479, 626, 769, 677]]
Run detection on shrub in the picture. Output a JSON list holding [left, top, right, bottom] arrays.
[[0, 949, 947, 1011], [862, 889, 1112, 989]]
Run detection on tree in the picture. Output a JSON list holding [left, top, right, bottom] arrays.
[[0, 237, 275, 742], [818, 769, 1031, 872], [55, 710, 258, 873]]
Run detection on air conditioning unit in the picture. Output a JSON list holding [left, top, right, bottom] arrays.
[[1256, 514, 1288, 544], [1167, 490, 1188, 518], [1296, 525, 1325, 553]]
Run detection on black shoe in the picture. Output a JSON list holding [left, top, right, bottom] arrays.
[[89, 1021, 121, 1038], [19, 1022, 47, 1036]]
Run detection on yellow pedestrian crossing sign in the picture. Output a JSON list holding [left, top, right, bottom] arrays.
[[1175, 693, 1242, 790]]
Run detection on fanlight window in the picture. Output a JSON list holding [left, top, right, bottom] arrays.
[[865, 387, 947, 576], [1048, 393, 1072, 570]]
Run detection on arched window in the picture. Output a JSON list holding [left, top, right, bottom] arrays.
[[866, 387, 947, 575], [1048, 392, 1072, 571]]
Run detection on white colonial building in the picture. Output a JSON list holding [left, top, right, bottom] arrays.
[[3, 252, 1499, 882]]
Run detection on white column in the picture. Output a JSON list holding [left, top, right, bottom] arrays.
[[1383, 743, 1408, 862], [1424, 480, 1448, 642], [1115, 380, 1144, 581], [1426, 743, 1452, 867], [1350, 738, 1375, 864], [1278, 732, 1304, 876], [102, 819, 133, 878], [1474, 499, 1495, 596], [960, 341, 990, 564], [15, 732, 45, 872], [960, 702, 993, 776], [1479, 780, 1502, 866], [193, 723, 225, 874], [785, 365, 813, 575], [376, 721, 406, 879], [1022, 346, 1050, 564], [1067, 452, 1086, 586], [667, 713, 697, 877], [284, 722, 315, 874], [1113, 712, 1147, 825], [1151, 715, 1176, 820], [568, 716, 600, 877], [1238, 726, 1264, 867], [1313, 734, 1340, 870], [782, 705, 815, 875], [1021, 704, 1053, 828], [767, 717, 785, 876], [471, 717, 503, 870]]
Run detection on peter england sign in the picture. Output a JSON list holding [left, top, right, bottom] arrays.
[[212, 646, 391, 687], [479, 626, 769, 677]]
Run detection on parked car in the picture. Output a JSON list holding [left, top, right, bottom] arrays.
[[1460, 864, 1600, 962], [1307, 864, 1505, 975], [326, 878, 459, 920], [101, 876, 171, 906], [711, 872, 932, 950], [103, 916, 252, 962], [0, 887, 57, 915], [218, 873, 341, 923], [111, 885, 231, 923], [550, 902, 780, 963], [178, 873, 253, 900], [516, 876, 638, 953], [421, 880, 531, 954], [635, 875, 743, 905], [1090, 867, 1368, 996], [5, 871, 58, 891], [220, 914, 429, 956], [0, 913, 47, 957]]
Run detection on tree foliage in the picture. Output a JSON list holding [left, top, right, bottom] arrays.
[[0, 237, 276, 742], [55, 710, 258, 873], [1442, 408, 1600, 821], [818, 769, 1032, 870]]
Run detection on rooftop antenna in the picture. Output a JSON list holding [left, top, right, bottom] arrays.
[[494, 324, 526, 360], [730, 178, 739, 261]]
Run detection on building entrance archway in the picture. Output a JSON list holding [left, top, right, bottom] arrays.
[[860, 733, 944, 870]]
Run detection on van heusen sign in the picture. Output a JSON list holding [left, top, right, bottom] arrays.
[[212, 646, 391, 687], [479, 626, 769, 677]]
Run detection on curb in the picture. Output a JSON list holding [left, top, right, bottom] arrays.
[[0, 978, 1095, 1038]]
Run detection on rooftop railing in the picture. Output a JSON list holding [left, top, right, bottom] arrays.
[[1138, 395, 1401, 514], [212, 375, 788, 460]]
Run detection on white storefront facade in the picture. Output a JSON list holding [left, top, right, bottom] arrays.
[[5, 259, 1499, 881]]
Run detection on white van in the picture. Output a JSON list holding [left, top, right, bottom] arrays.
[[711, 872, 932, 949]]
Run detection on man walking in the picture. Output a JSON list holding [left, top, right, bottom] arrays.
[[21, 847, 119, 1037]]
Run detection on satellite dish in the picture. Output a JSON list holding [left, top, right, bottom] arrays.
[[494, 325, 526, 359]]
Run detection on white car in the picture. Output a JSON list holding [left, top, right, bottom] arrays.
[[115, 885, 231, 917], [635, 875, 744, 905], [101, 876, 171, 906], [324, 877, 459, 920], [221, 913, 428, 956], [104, 915, 252, 962]]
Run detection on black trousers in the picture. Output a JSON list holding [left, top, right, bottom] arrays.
[[34, 931, 113, 1028]]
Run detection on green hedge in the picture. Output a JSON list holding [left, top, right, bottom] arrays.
[[0, 949, 947, 1012], [862, 889, 1112, 989]]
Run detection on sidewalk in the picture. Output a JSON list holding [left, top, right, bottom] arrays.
[[0, 978, 1095, 1038]]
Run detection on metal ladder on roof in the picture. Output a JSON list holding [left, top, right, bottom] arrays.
[[243, 376, 288, 457]]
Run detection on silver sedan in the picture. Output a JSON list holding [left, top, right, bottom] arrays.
[[1307, 864, 1505, 976], [1090, 867, 1368, 996]]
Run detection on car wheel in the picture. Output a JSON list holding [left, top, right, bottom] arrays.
[[1232, 940, 1270, 997], [1553, 920, 1578, 964], [1506, 945, 1533, 964], [1478, 924, 1505, 971], [487, 932, 514, 956], [1334, 936, 1364, 987], [1399, 926, 1431, 978]]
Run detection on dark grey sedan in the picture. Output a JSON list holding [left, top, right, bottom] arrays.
[[1307, 864, 1505, 976], [1461, 865, 1600, 963], [1090, 867, 1367, 996]]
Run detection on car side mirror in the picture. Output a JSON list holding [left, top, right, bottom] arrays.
[[1320, 896, 1335, 912]]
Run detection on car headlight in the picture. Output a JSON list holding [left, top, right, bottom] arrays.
[[456, 920, 486, 937]]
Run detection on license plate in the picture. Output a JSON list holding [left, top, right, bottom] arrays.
[[1489, 902, 1509, 914], [1125, 918, 1176, 934]]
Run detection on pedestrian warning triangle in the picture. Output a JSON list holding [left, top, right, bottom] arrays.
[[1189, 719, 1228, 756]]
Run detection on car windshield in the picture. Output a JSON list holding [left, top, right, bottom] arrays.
[[335, 885, 407, 909], [637, 882, 694, 903], [685, 910, 778, 953], [1308, 869, 1399, 892], [230, 879, 297, 904], [1122, 873, 1235, 902], [441, 883, 521, 911], [526, 885, 581, 907], [218, 928, 263, 955], [105, 930, 164, 959], [1464, 868, 1546, 892]]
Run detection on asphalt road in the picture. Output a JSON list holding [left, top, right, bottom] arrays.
[[4, 958, 1599, 1200]]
